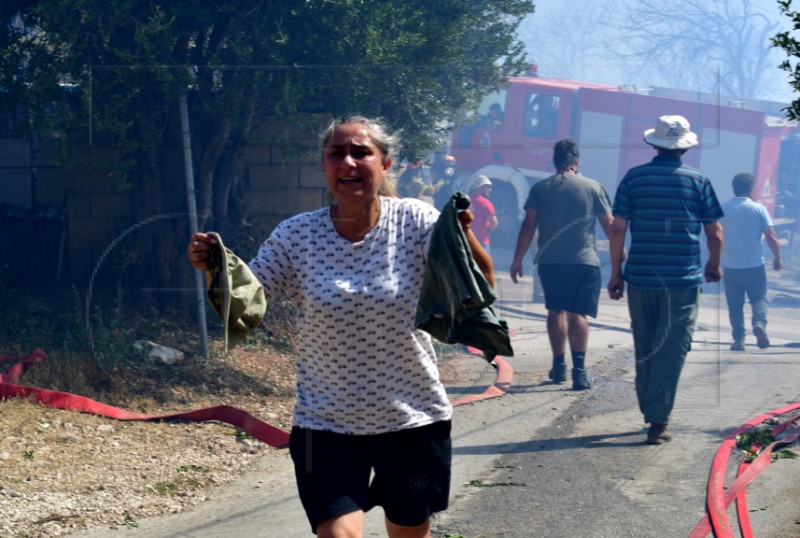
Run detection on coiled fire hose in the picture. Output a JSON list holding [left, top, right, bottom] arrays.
[[690, 402, 800, 538]]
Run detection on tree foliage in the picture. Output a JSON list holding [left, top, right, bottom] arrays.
[[774, 0, 800, 118], [0, 0, 534, 307], [1, 0, 535, 212]]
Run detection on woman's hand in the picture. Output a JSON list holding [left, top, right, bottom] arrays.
[[458, 209, 494, 287], [187, 233, 217, 271], [457, 208, 474, 232]]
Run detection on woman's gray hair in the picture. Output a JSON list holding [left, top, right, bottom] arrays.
[[320, 115, 401, 198]]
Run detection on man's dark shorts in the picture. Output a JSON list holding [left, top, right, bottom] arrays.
[[289, 420, 452, 533], [537, 263, 601, 317]]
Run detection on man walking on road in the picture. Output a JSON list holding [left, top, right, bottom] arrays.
[[721, 172, 782, 351], [606, 115, 724, 445], [510, 139, 614, 391]]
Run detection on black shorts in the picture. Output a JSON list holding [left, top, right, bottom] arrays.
[[537, 263, 601, 318], [289, 420, 452, 533]]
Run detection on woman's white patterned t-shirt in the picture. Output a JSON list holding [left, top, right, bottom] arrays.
[[248, 196, 453, 435]]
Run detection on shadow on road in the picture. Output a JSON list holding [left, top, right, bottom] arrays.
[[453, 429, 646, 456]]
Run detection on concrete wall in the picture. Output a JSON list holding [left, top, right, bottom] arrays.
[[0, 139, 33, 209], [0, 116, 330, 283], [246, 116, 328, 223]]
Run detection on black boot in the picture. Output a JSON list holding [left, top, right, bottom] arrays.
[[548, 362, 567, 384], [572, 368, 590, 390]]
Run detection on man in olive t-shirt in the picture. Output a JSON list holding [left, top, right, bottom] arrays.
[[510, 139, 614, 391]]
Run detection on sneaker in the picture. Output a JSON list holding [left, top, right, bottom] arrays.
[[548, 362, 567, 384], [571, 368, 591, 390], [730, 339, 745, 351], [753, 326, 770, 349], [646, 422, 672, 445]]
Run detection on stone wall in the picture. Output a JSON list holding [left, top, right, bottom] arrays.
[[0, 116, 330, 284], [245, 116, 328, 225]]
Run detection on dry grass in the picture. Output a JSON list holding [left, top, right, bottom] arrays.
[[1, 333, 298, 429], [0, 288, 301, 535], [0, 286, 298, 406], [0, 338, 298, 537]]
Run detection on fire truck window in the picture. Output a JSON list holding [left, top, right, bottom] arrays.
[[523, 93, 559, 138], [455, 90, 506, 148], [484, 103, 504, 131], [777, 134, 800, 220]]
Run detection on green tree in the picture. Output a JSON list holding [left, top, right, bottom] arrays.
[[0, 0, 534, 308], [774, 0, 800, 118]]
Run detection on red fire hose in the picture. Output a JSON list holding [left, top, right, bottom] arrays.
[[689, 402, 800, 538], [1, 348, 291, 447], [2, 349, 513, 448]]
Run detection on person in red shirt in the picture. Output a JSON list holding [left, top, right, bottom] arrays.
[[469, 175, 499, 253]]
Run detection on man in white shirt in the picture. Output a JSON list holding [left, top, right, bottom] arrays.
[[720, 173, 783, 350]]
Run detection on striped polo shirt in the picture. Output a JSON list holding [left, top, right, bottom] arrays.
[[613, 154, 723, 289]]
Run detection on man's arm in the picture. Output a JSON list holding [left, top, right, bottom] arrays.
[[606, 216, 628, 300], [597, 213, 628, 265], [597, 213, 615, 241], [598, 212, 627, 276], [486, 199, 499, 231], [763, 227, 783, 271], [703, 220, 723, 282], [509, 209, 538, 283]]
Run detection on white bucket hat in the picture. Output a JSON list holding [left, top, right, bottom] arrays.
[[470, 174, 492, 191], [643, 115, 699, 150]]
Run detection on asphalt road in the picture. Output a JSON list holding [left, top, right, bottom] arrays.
[[72, 244, 800, 538]]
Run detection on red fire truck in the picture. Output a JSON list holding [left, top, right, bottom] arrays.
[[450, 68, 800, 245]]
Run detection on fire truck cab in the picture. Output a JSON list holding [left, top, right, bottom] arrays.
[[451, 71, 800, 246]]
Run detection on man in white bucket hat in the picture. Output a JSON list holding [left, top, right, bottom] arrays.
[[606, 115, 724, 445], [468, 174, 499, 253], [642, 114, 699, 150]]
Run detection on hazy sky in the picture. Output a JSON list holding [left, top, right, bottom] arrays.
[[519, 0, 796, 103]]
